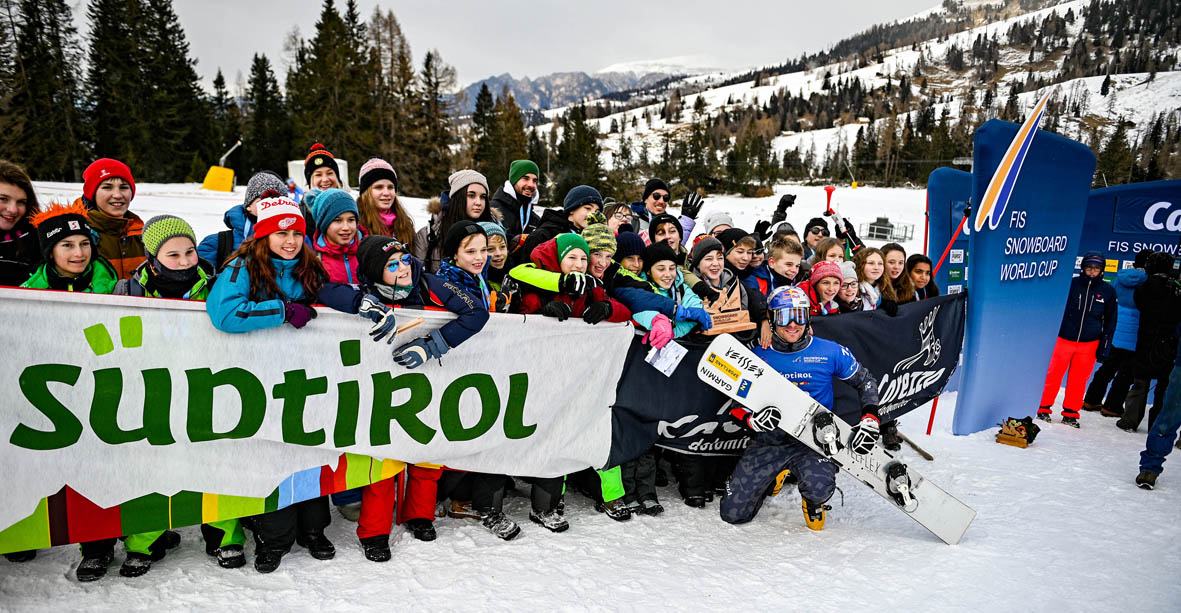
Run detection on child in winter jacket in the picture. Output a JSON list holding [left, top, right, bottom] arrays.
[[1086, 248, 1152, 416], [634, 242, 713, 345], [796, 260, 842, 316], [307, 188, 365, 284], [1037, 252, 1118, 427], [205, 193, 335, 573], [907, 254, 940, 300], [688, 236, 761, 345], [853, 247, 899, 315], [479, 221, 510, 292], [21, 202, 118, 294], [197, 171, 287, 270], [883, 242, 915, 304], [415, 170, 494, 273], [0, 159, 42, 287], [835, 261, 864, 313], [75, 158, 145, 280], [356, 157, 416, 246]]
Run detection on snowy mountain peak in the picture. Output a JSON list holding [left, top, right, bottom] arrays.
[[595, 55, 723, 77]]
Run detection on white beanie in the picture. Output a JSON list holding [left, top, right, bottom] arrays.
[[703, 211, 735, 235], [839, 260, 858, 281]]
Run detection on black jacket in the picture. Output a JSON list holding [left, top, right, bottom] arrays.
[[489, 185, 539, 242], [0, 222, 42, 287], [1131, 274, 1181, 377], [513, 208, 573, 266]]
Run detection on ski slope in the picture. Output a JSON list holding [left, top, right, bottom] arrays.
[[3, 183, 1179, 611]]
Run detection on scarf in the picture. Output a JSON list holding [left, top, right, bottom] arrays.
[[436, 259, 490, 309], [376, 281, 413, 303], [378, 209, 397, 228]]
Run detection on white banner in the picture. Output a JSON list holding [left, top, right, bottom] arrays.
[[0, 288, 632, 530]]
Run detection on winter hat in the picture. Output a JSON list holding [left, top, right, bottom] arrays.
[[1080, 251, 1105, 270], [555, 233, 590, 262], [30, 202, 93, 262], [648, 213, 683, 241], [772, 221, 797, 237], [142, 215, 197, 257], [448, 169, 490, 200], [642, 178, 670, 202], [689, 236, 724, 271], [613, 231, 646, 263], [643, 242, 678, 272], [804, 217, 830, 236], [716, 228, 752, 254], [443, 220, 486, 258], [306, 188, 359, 234], [563, 185, 604, 213], [253, 193, 305, 238], [839, 260, 858, 282], [508, 159, 540, 186], [478, 221, 507, 244], [358, 157, 398, 195], [702, 211, 734, 235], [1133, 248, 1154, 269], [582, 220, 617, 254], [244, 171, 288, 207], [82, 158, 135, 202], [357, 235, 408, 284], [810, 260, 842, 285], [303, 143, 340, 186]]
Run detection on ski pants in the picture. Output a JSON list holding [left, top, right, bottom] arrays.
[[720, 431, 836, 525], [667, 450, 739, 499], [251, 496, 330, 553], [1120, 375, 1169, 431], [1140, 366, 1181, 475], [1039, 337, 1099, 418], [1083, 347, 1135, 409], [439, 471, 507, 514], [620, 447, 659, 504], [201, 520, 245, 551], [79, 531, 166, 558], [523, 476, 565, 513], [356, 464, 441, 539]]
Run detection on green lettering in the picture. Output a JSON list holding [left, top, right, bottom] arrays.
[[439, 374, 499, 442], [334, 341, 360, 447], [273, 370, 328, 446], [502, 373, 536, 439], [90, 368, 175, 445], [370, 372, 434, 445], [186, 367, 266, 442], [10, 364, 83, 450]]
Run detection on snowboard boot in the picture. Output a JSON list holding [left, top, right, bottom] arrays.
[[1036, 407, 1053, 423], [447, 500, 481, 520], [529, 508, 570, 533], [360, 535, 392, 562], [336, 502, 362, 522], [640, 499, 665, 516], [480, 510, 522, 541], [119, 552, 154, 578], [76, 550, 113, 582], [1100, 405, 1124, 418], [4, 550, 36, 563], [296, 531, 335, 560], [768, 468, 798, 497], [214, 544, 245, 569], [1081, 401, 1103, 412], [405, 518, 437, 542], [801, 498, 830, 531], [683, 496, 706, 508], [1061, 416, 1080, 428], [254, 548, 285, 573], [595, 498, 633, 522], [881, 421, 902, 452], [1135, 470, 1158, 490]]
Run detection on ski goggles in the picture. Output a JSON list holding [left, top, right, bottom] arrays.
[[771, 306, 810, 327], [386, 254, 413, 273]]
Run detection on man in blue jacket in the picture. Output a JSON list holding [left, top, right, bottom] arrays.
[[1037, 251, 1118, 428]]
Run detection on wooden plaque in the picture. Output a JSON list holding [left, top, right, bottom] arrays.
[[701, 283, 756, 335]]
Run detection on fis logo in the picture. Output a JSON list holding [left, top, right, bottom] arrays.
[[974, 90, 1053, 232], [707, 352, 741, 381], [737, 379, 751, 398]]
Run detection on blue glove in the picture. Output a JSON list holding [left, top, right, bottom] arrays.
[[676, 305, 713, 330], [392, 329, 449, 369], [358, 294, 398, 344]]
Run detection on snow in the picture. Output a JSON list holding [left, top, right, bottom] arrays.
[[595, 55, 724, 77], [5, 182, 1180, 610]]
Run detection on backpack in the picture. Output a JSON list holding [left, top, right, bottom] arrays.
[[215, 230, 235, 271]]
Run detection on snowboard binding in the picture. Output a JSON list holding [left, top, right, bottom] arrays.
[[811, 412, 843, 456], [885, 462, 917, 510]]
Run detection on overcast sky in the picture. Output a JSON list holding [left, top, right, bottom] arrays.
[[78, 0, 939, 91]]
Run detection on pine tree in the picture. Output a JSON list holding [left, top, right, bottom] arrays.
[[554, 104, 603, 198], [210, 69, 244, 174], [1095, 120, 1134, 186], [369, 7, 422, 194], [87, 0, 149, 172], [416, 49, 456, 192], [526, 127, 548, 194], [243, 53, 291, 177], [486, 91, 528, 188]]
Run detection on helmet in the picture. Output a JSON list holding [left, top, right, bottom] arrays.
[[768, 286, 810, 327]]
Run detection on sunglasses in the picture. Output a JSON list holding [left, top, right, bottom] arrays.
[[809, 228, 830, 236], [772, 307, 809, 327], [386, 254, 413, 272], [649, 192, 669, 202]]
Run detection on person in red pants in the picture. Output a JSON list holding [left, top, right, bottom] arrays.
[[1038, 252, 1118, 427]]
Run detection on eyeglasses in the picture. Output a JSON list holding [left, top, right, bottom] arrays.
[[772, 307, 809, 327], [612, 211, 632, 221], [809, 228, 830, 237], [386, 254, 413, 272], [841, 281, 859, 290], [649, 192, 668, 202]]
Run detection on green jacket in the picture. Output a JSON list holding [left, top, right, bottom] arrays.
[[113, 259, 216, 300], [21, 257, 119, 293]]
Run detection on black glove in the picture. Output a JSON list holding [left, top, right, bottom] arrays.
[[558, 273, 589, 299], [541, 300, 573, 321], [771, 194, 796, 225], [582, 300, 613, 324], [840, 219, 864, 253], [692, 280, 721, 304], [681, 192, 704, 219], [879, 299, 899, 317], [753, 219, 772, 242]]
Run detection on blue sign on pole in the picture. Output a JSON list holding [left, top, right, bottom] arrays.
[[927, 167, 973, 295], [1076, 180, 1181, 280]]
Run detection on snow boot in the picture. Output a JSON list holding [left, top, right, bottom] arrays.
[[447, 500, 481, 520], [76, 550, 113, 582], [881, 420, 902, 452], [1135, 471, 1158, 490], [595, 498, 633, 522], [1117, 420, 1137, 432], [360, 535, 391, 562], [802, 498, 831, 531], [1082, 401, 1103, 412], [529, 509, 569, 533], [1100, 405, 1124, 418], [767, 468, 798, 497], [624, 500, 643, 515], [683, 496, 706, 508], [254, 548, 284, 573], [480, 510, 521, 541], [119, 552, 154, 578], [1036, 407, 1053, 423], [215, 545, 245, 569], [640, 499, 665, 516], [336, 502, 362, 522], [4, 550, 35, 563], [149, 530, 181, 559], [1061, 416, 1080, 428], [296, 531, 335, 560], [405, 518, 437, 542]]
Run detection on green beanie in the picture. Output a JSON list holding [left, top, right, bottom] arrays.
[[142, 215, 196, 257], [555, 233, 590, 262], [508, 160, 540, 186]]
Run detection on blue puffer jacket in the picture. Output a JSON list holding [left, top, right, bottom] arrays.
[[197, 204, 253, 265], [206, 255, 307, 333], [1110, 267, 1146, 351], [1056, 273, 1118, 354]]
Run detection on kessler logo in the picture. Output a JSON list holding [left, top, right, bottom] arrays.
[[974, 90, 1053, 232]]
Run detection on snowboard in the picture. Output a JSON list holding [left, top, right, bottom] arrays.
[[696, 334, 976, 545]]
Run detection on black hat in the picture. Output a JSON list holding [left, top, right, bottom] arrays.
[[357, 235, 408, 284], [642, 242, 678, 272], [304, 143, 341, 186], [1133, 248, 1154, 269], [648, 213, 683, 241], [31, 202, 94, 263], [1145, 251, 1174, 276], [716, 228, 752, 254], [613, 231, 646, 263], [804, 217, 830, 236], [443, 221, 486, 259], [642, 178, 670, 202]]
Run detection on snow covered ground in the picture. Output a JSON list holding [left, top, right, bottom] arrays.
[[4, 183, 1179, 611]]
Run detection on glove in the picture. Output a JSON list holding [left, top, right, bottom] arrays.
[[558, 272, 589, 299], [392, 329, 449, 369], [283, 302, 317, 329], [675, 305, 713, 330], [641, 314, 674, 349], [753, 219, 772, 242], [1096, 345, 1110, 362], [680, 192, 704, 219], [849, 406, 881, 455], [839, 219, 864, 252], [692, 280, 721, 304], [582, 300, 613, 324], [747, 406, 782, 433], [542, 300, 573, 321], [879, 299, 899, 317], [358, 294, 398, 343], [771, 194, 796, 225]]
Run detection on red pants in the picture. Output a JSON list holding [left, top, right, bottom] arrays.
[[356, 465, 442, 539], [1039, 337, 1099, 419]]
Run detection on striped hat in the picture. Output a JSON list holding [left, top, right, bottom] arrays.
[[142, 215, 197, 257]]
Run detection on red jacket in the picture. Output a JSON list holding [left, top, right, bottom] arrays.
[[797, 279, 840, 316], [517, 238, 632, 322]]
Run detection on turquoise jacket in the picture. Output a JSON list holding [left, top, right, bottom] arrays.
[[634, 268, 704, 338], [206, 255, 309, 333]]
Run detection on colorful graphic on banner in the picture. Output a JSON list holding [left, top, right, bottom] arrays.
[[973, 91, 1053, 232]]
